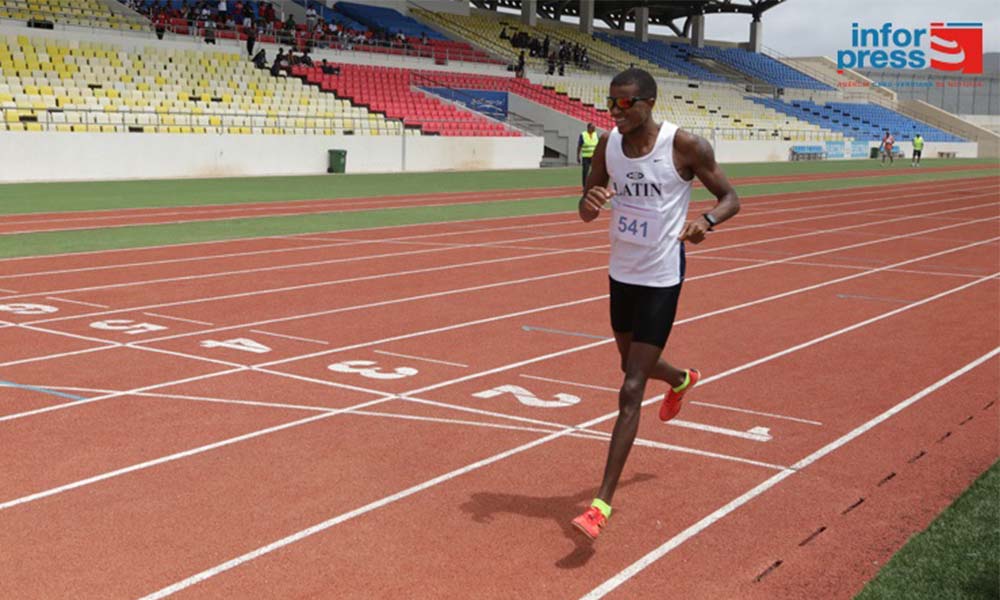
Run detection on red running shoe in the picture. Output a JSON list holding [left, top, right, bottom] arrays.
[[572, 506, 607, 540], [659, 368, 700, 422]]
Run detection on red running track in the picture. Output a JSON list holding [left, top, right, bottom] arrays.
[[0, 176, 996, 598]]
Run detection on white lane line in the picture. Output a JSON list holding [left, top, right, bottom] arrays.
[[251, 222, 999, 373], [669, 420, 772, 442], [373, 349, 468, 368], [0, 178, 981, 295], [0, 287, 17, 293], [24, 245, 608, 326], [0, 396, 396, 512], [143, 312, 214, 326], [139, 275, 996, 599], [519, 375, 824, 425], [836, 293, 913, 304], [695, 254, 985, 280], [0, 345, 118, 369], [44, 296, 109, 308], [0, 173, 986, 269], [0, 367, 246, 424], [520, 374, 620, 393], [581, 346, 1000, 599], [26, 200, 997, 342], [250, 329, 329, 345]]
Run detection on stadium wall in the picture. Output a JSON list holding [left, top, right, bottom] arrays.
[[0, 133, 544, 182], [712, 140, 977, 163]]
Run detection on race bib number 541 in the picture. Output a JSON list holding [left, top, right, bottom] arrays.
[[612, 203, 660, 247]]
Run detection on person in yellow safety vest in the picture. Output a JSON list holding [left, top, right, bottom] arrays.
[[577, 122, 599, 188], [911, 133, 924, 167]]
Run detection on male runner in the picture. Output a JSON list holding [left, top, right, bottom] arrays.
[[572, 68, 740, 540]]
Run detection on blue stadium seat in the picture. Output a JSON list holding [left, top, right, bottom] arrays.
[[747, 97, 966, 142]]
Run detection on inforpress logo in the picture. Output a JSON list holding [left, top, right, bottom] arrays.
[[836, 22, 983, 74], [929, 22, 983, 73]]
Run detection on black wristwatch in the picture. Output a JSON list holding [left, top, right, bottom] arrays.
[[702, 213, 718, 231]]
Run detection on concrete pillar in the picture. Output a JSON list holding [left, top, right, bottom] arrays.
[[578, 0, 594, 34], [749, 16, 763, 52], [690, 14, 705, 48], [634, 6, 649, 42], [521, 0, 537, 27]]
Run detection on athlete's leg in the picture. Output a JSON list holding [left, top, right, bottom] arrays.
[[597, 336, 663, 504], [615, 332, 685, 388]]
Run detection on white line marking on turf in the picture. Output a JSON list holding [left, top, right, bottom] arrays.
[[580, 346, 1000, 599], [44, 296, 109, 308], [250, 329, 329, 345], [373, 349, 468, 368], [142, 312, 214, 326]]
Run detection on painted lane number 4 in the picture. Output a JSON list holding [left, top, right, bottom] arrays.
[[472, 385, 581, 408], [328, 360, 418, 380]]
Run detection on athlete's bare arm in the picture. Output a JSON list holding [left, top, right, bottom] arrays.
[[674, 130, 740, 244], [579, 133, 612, 223]]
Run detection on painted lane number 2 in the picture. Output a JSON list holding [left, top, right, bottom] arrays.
[[90, 319, 168, 335], [328, 360, 418, 380], [473, 385, 581, 408]]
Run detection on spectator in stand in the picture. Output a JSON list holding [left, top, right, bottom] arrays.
[[271, 47, 286, 75], [306, 3, 317, 29], [546, 51, 555, 75], [241, 4, 253, 28], [252, 47, 267, 69], [217, 0, 226, 15], [154, 9, 167, 40], [246, 23, 256, 55], [516, 50, 525, 78], [204, 19, 216, 44]]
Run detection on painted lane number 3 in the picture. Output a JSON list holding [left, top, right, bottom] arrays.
[[328, 360, 418, 380]]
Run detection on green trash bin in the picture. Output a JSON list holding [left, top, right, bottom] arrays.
[[869, 146, 879, 159], [327, 149, 347, 173]]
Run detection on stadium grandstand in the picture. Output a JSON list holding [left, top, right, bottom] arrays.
[[0, 2, 997, 599], [1, 0, 991, 178]]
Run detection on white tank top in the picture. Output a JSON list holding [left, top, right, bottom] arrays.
[[605, 121, 692, 287]]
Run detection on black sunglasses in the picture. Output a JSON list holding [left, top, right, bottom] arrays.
[[606, 96, 653, 111]]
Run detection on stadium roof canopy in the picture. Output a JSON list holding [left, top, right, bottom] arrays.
[[474, 1, 786, 36]]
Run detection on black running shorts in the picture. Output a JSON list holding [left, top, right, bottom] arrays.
[[609, 276, 682, 348]]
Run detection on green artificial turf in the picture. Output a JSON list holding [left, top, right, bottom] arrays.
[[855, 460, 1000, 600]]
